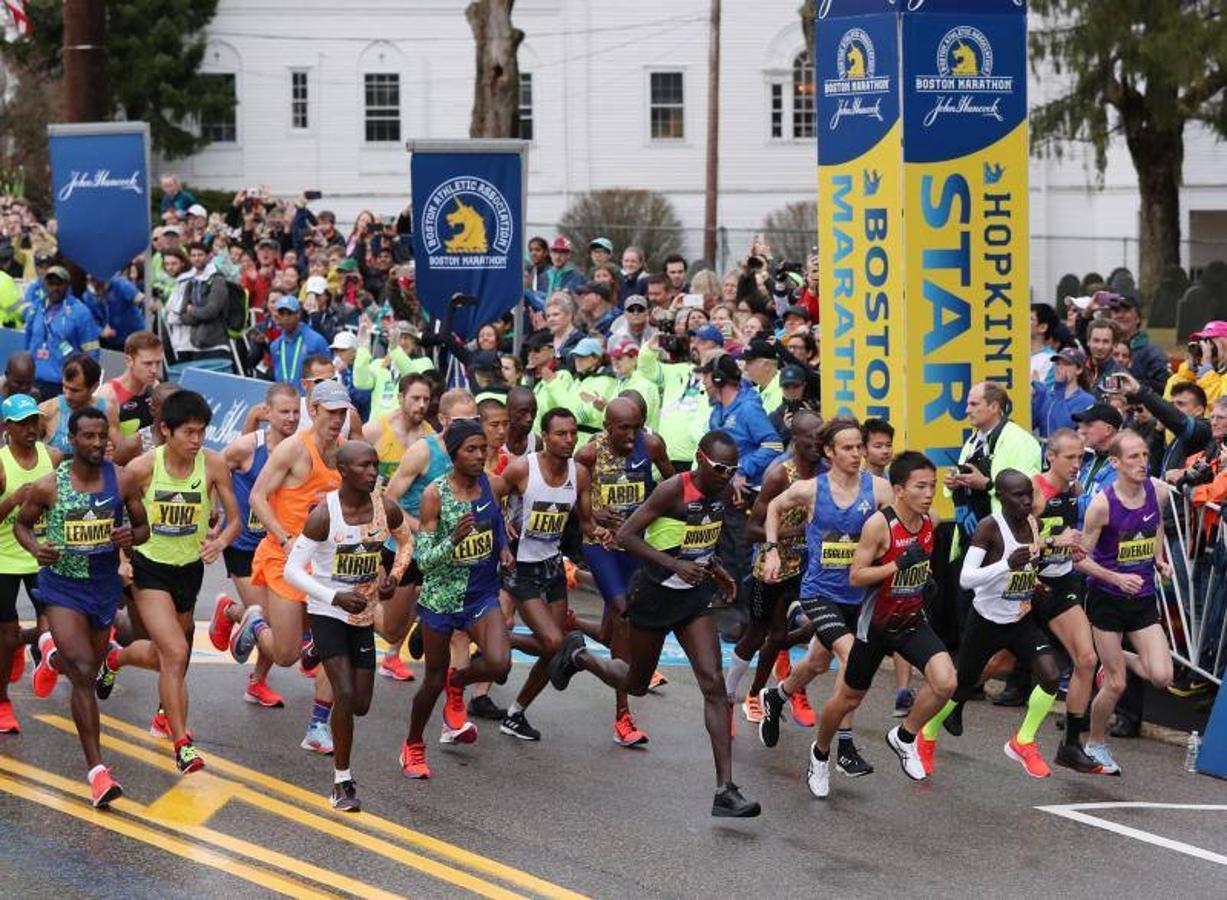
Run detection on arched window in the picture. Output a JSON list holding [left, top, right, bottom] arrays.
[[792, 51, 815, 139]]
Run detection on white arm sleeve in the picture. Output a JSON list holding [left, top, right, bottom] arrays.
[[958, 545, 1010, 591], [284, 535, 337, 607]]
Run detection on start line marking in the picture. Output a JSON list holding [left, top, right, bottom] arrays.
[[1036, 802, 1227, 867]]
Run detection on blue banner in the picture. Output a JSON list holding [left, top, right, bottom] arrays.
[[49, 125, 150, 279], [411, 150, 523, 339], [178, 368, 271, 452]]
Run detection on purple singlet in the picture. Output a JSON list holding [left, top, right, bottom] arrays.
[[1088, 480, 1159, 598]]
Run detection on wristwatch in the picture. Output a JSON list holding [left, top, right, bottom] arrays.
[[761, 541, 779, 553]]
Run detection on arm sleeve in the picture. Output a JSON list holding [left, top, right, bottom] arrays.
[[284, 535, 337, 606], [1133, 386, 1194, 441], [958, 545, 1010, 591]]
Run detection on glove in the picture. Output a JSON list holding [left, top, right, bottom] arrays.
[[895, 542, 929, 571]]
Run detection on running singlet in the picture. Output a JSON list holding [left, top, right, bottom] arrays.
[[516, 454, 577, 563], [231, 431, 269, 553], [401, 434, 450, 518], [260, 433, 343, 550], [304, 489, 389, 627], [44, 460, 124, 581], [800, 470, 877, 605], [752, 459, 807, 582], [114, 382, 153, 437], [417, 473, 506, 614], [1035, 475, 1078, 578], [48, 396, 107, 456], [643, 472, 725, 591], [140, 446, 209, 566], [0, 443, 52, 575], [972, 512, 1037, 624], [373, 413, 409, 491], [584, 431, 655, 543], [856, 507, 934, 640], [1089, 480, 1159, 599]]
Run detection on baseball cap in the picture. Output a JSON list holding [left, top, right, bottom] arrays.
[[783, 304, 812, 321], [310, 379, 353, 410], [589, 237, 613, 253], [330, 331, 358, 351], [689, 324, 725, 344], [336, 257, 359, 273], [305, 275, 329, 295], [274, 295, 301, 313], [608, 337, 639, 358], [187, 203, 207, 218], [1072, 404, 1123, 429], [577, 281, 611, 301], [623, 294, 648, 311], [469, 350, 502, 372], [569, 337, 604, 358], [2, 393, 39, 422], [741, 339, 778, 362], [256, 236, 279, 249], [161, 225, 182, 237], [549, 235, 572, 253], [44, 265, 70, 283], [779, 364, 807, 387], [1050, 347, 1087, 367], [1192, 320, 1227, 340], [695, 353, 741, 383]]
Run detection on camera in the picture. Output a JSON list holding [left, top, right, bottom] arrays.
[[1177, 459, 1215, 490], [658, 334, 689, 360]]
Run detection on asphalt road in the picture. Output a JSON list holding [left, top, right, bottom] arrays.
[[1, 567, 1225, 898]]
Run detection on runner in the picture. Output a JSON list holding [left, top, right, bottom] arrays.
[[497, 407, 592, 742], [98, 390, 240, 773], [286, 441, 413, 809], [551, 431, 760, 817], [94, 330, 162, 444], [112, 382, 182, 466], [758, 418, 893, 780], [725, 410, 822, 731], [575, 397, 674, 746], [916, 470, 1064, 779], [295, 354, 362, 439], [39, 353, 117, 456], [1076, 430, 1174, 775], [248, 380, 352, 755], [400, 419, 513, 778], [803, 451, 957, 798], [207, 382, 301, 709], [503, 387, 540, 463], [0, 394, 60, 734], [17, 407, 149, 805], [1031, 429, 1103, 773]]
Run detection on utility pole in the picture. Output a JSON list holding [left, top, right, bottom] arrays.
[[702, 0, 720, 265], [63, 0, 108, 122]]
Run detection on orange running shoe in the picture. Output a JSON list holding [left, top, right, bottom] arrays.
[[916, 732, 936, 775], [648, 670, 668, 690], [443, 667, 470, 732], [89, 767, 123, 807], [379, 654, 416, 682], [1004, 736, 1052, 778], [149, 708, 172, 740], [0, 700, 19, 733], [773, 650, 792, 682], [208, 594, 236, 651], [31, 633, 58, 698], [789, 689, 817, 728], [244, 677, 285, 708], [613, 711, 649, 747], [400, 740, 432, 778], [742, 691, 764, 724], [9, 645, 25, 683]]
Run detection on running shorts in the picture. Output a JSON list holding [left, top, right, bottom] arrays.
[[308, 613, 376, 670], [626, 569, 714, 632], [503, 555, 567, 604], [1033, 572, 1083, 626], [581, 544, 640, 605], [800, 595, 861, 651], [748, 574, 801, 625], [1085, 587, 1160, 633], [379, 547, 422, 588], [954, 609, 1055, 691], [131, 552, 205, 615], [223, 546, 255, 580], [417, 594, 500, 635], [36, 569, 122, 631], [842, 621, 947, 693], [252, 538, 303, 602], [0, 572, 39, 622]]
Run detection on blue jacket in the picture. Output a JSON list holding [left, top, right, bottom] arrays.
[[1032, 381, 1095, 438], [25, 295, 101, 383], [1077, 450, 1118, 522], [546, 264, 584, 295], [270, 323, 330, 390], [708, 382, 784, 486], [87, 278, 145, 346], [1128, 333, 1171, 394]]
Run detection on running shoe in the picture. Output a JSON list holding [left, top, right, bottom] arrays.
[[244, 677, 285, 708], [500, 711, 541, 741], [0, 700, 19, 734], [916, 732, 936, 775], [548, 631, 585, 691], [9, 645, 25, 683], [300, 633, 321, 677], [1084, 741, 1122, 776], [230, 605, 264, 664], [613, 711, 649, 747], [741, 691, 764, 724], [149, 708, 172, 740], [89, 767, 123, 807], [836, 741, 875, 778], [806, 744, 830, 798], [758, 686, 788, 748], [892, 687, 916, 718], [301, 720, 334, 755], [330, 779, 361, 812], [440, 720, 478, 744], [773, 650, 791, 682], [31, 633, 58, 698], [1004, 736, 1052, 778], [886, 726, 927, 781], [789, 689, 817, 727], [208, 594, 236, 651], [648, 670, 668, 690], [942, 700, 965, 737], [467, 694, 507, 720], [443, 668, 470, 732], [175, 742, 205, 774], [1168, 674, 1210, 698], [712, 782, 761, 818], [379, 653, 416, 682], [1054, 742, 1104, 774], [400, 740, 432, 779], [95, 643, 120, 701], [407, 621, 424, 660]]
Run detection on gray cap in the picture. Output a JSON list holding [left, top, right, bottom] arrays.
[[310, 379, 352, 410]]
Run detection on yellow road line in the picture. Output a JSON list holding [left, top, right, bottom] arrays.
[[40, 715, 530, 900], [93, 712, 586, 899], [0, 772, 329, 899], [0, 756, 399, 900]]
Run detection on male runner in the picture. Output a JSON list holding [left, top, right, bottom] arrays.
[[916, 470, 1064, 778], [94, 330, 162, 442], [551, 431, 758, 817], [575, 397, 674, 746], [40, 353, 119, 456], [1076, 430, 1174, 775], [804, 452, 957, 798], [758, 418, 893, 778], [497, 407, 593, 741], [400, 419, 514, 778], [726, 410, 822, 729], [503, 387, 540, 462], [286, 442, 412, 809], [19, 407, 149, 805], [208, 383, 301, 708], [292, 354, 363, 439], [99, 390, 240, 772], [112, 382, 182, 466]]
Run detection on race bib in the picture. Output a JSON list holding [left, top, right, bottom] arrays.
[[820, 531, 857, 568], [63, 506, 114, 554], [597, 477, 646, 511], [151, 490, 201, 537], [1118, 536, 1155, 565], [246, 506, 265, 533], [525, 501, 568, 541], [890, 559, 929, 597], [454, 526, 494, 566], [332, 541, 382, 585], [680, 521, 721, 557]]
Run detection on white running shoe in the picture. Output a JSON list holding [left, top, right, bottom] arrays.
[[1084, 741, 1122, 776], [440, 721, 478, 744], [886, 726, 927, 781], [806, 742, 830, 798]]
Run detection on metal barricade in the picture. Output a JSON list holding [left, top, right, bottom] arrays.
[[1159, 486, 1227, 686]]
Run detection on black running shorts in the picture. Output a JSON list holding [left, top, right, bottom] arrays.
[[503, 556, 567, 604], [379, 546, 422, 588], [131, 553, 205, 615], [223, 546, 255, 580], [954, 609, 1056, 691], [308, 613, 376, 670], [1033, 572, 1083, 626], [0, 571, 39, 622], [842, 621, 947, 693], [626, 569, 714, 632], [800, 596, 861, 651], [748, 575, 800, 625], [1085, 586, 1160, 633]]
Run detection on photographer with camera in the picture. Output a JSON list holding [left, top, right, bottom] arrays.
[[1106, 371, 1213, 482], [638, 325, 725, 472], [1167, 321, 1227, 406]]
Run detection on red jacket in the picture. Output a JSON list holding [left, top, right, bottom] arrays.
[[797, 287, 820, 324]]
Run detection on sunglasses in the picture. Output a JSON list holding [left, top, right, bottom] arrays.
[[697, 450, 736, 477], [304, 376, 336, 386]]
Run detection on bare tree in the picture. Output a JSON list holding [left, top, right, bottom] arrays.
[[0, 59, 62, 210], [558, 189, 685, 272], [465, 0, 524, 138], [762, 200, 817, 264]]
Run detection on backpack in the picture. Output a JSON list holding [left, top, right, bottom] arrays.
[[224, 280, 249, 339]]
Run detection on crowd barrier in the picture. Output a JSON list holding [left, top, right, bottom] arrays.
[[176, 366, 271, 452]]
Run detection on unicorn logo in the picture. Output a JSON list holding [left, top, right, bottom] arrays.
[[845, 44, 867, 78], [950, 40, 979, 76], [443, 198, 489, 254], [936, 26, 994, 79], [836, 28, 876, 81]]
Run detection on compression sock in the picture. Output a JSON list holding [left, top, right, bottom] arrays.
[[724, 650, 752, 700], [1063, 712, 1087, 746], [921, 700, 958, 741], [1016, 686, 1057, 744], [836, 728, 854, 749], [311, 699, 332, 725]]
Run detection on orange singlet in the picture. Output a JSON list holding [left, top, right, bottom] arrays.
[[251, 432, 343, 602]]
